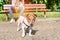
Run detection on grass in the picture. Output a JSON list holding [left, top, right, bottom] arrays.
[[24, 12, 60, 18], [0, 14, 6, 21], [39, 12, 60, 18], [0, 12, 60, 21]]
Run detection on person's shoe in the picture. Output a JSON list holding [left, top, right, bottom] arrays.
[[10, 18, 15, 23]]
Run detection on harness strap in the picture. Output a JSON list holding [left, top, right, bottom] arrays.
[[22, 17, 31, 28], [23, 21, 30, 28]]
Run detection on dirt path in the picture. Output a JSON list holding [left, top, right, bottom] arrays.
[[0, 18, 60, 40]]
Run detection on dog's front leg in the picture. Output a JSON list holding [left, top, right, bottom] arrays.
[[29, 27, 32, 36], [22, 26, 25, 37], [17, 19, 21, 31]]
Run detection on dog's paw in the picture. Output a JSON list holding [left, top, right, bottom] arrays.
[[17, 28, 19, 32], [22, 34, 25, 37], [29, 34, 33, 37]]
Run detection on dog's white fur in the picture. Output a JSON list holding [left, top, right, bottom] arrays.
[[17, 16, 32, 37]]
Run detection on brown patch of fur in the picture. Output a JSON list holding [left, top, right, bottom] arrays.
[[25, 14, 37, 24]]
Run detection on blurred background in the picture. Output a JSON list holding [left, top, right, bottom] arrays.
[[0, 0, 60, 21], [0, 0, 60, 11]]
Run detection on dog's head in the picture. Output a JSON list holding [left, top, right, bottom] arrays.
[[26, 14, 37, 25]]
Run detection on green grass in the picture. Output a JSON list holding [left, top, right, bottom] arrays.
[[0, 14, 6, 21], [46, 12, 60, 18], [0, 12, 60, 21], [25, 12, 60, 18], [0, 14, 11, 21]]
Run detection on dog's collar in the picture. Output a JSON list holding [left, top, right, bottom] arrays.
[[23, 21, 30, 27]]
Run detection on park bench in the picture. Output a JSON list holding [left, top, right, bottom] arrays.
[[25, 4, 46, 11], [3, 4, 50, 21]]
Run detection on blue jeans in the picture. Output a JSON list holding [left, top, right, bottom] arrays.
[[8, 6, 25, 19], [8, 6, 14, 19]]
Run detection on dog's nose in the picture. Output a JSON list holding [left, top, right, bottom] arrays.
[[30, 24, 33, 27]]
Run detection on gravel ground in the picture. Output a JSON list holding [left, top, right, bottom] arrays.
[[0, 18, 60, 40]]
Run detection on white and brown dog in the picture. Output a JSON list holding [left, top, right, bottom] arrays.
[[17, 14, 37, 37]]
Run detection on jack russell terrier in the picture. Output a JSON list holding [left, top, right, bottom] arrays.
[[17, 14, 37, 37]]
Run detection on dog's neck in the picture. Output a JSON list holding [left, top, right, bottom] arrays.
[[23, 21, 30, 28], [23, 18, 31, 27]]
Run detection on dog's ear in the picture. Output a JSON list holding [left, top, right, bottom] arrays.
[[34, 14, 37, 17], [25, 14, 31, 22], [26, 14, 30, 20], [26, 14, 29, 17]]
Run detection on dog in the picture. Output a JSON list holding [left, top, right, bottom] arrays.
[[17, 14, 37, 37]]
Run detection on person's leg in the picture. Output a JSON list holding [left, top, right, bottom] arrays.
[[8, 6, 15, 23], [20, 5, 25, 16], [8, 6, 14, 18]]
